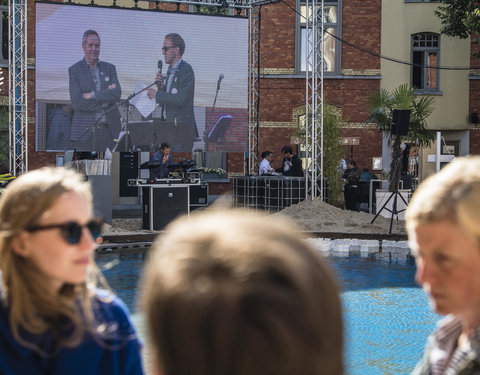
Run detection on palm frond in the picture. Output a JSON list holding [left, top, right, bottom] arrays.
[[367, 84, 436, 148]]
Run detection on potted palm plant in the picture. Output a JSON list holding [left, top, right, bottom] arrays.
[[368, 84, 436, 191]]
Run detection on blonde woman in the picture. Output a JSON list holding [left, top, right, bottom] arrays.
[[0, 167, 143, 374], [406, 156, 480, 374], [142, 208, 343, 375]]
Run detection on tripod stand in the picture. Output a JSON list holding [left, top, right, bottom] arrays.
[[370, 110, 410, 234], [370, 178, 409, 234]]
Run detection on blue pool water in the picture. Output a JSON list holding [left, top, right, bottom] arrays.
[[96, 250, 439, 375]]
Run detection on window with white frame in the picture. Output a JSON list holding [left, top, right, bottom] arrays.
[[412, 32, 439, 91], [297, 0, 339, 74]]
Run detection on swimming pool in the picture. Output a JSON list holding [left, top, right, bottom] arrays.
[[96, 247, 439, 375]]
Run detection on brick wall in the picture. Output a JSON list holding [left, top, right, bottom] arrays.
[[339, 127, 383, 174], [470, 129, 480, 155], [227, 152, 245, 173], [470, 33, 480, 70], [257, 0, 381, 158], [469, 80, 480, 119], [260, 0, 296, 68], [342, 0, 381, 70]]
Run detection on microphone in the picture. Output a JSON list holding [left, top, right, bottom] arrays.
[[217, 73, 224, 90], [156, 60, 163, 88], [158, 60, 163, 75]]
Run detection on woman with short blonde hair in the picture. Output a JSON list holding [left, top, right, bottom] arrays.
[[406, 156, 480, 374]]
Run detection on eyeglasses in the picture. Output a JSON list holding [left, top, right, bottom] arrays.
[[25, 219, 103, 245], [162, 45, 176, 52]]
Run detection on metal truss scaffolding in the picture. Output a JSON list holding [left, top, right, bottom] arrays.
[[144, 0, 251, 8], [248, 5, 260, 174], [8, 0, 28, 175], [304, 0, 323, 200]]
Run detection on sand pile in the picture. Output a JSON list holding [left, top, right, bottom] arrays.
[[104, 199, 406, 236], [273, 199, 406, 234], [103, 218, 144, 235]]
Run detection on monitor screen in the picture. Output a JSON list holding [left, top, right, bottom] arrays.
[[35, 2, 248, 153]]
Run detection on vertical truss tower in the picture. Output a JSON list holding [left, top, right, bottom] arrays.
[[304, 0, 323, 200], [248, 5, 260, 174], [8, 0, 28, 175]]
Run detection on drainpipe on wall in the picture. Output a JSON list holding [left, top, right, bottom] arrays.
[[436, 131, 441, 172]]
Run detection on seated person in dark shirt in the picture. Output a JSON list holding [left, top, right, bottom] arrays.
[[276, 145, 303, 177], [150, 142, 173, 179]]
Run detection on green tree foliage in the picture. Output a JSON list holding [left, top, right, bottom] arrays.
[[322, 105, 343, 206], [298, 103, 343, 205], [0, 105, 8, 173], [368, 84, 435, 147], [434, 0, 480, 39], [194, 5, 229, 15]]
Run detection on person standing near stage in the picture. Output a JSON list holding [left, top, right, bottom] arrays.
[[147, 33, 198, 153], [69, 30, 122, 152], [276, 145, 303, 177], [150, 142, 173, 179]]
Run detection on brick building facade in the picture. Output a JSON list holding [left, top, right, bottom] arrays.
[[18, 0, 385, 176], [255, 0, 383, 174], [15, 0, 479, 179]]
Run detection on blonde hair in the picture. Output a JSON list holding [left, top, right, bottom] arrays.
[[142, 208, 343, 375], [406, 156, 480, 249], [0, 167, 101, 354]]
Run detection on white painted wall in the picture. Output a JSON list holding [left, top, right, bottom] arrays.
[[381, 1, 470, 130]]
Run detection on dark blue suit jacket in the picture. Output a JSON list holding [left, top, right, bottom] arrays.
[[149, 150, 173, 179], [0, 291, 143, 375], [155, 60, 198, 152], [68, 59, 122, 151]]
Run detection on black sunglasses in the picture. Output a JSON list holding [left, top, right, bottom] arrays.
[[162, 45, 176, 52], [26, 219, 103, 245]]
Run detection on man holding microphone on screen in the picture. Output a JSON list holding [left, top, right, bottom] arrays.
[[147, 33, 198, 153]]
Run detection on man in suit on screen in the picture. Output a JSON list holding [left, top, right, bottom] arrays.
[[148, 33, 198, 152], [68, 30, 122, 152]]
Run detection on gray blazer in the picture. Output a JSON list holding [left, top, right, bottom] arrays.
[[68, 59, 122, 151]]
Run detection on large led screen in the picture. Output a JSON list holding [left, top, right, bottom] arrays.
[[35, 2, 248, 153]]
